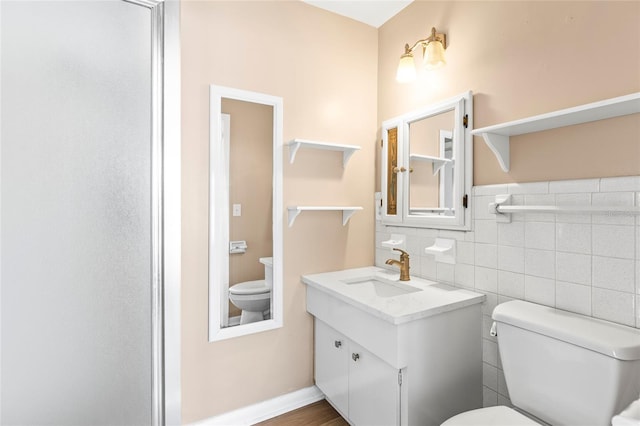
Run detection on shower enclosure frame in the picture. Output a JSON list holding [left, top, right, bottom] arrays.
[[128, 1, 183, 424], [160, 1, 182, 424]]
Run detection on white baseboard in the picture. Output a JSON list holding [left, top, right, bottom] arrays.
[[188, 385, 324, 426]]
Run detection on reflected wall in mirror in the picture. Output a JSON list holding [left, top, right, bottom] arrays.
[[381, 91, 472, 230], [407, 109, 455, 216], [209, 85, 283, 342]]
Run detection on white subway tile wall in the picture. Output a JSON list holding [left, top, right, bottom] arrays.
[[375, 176, 640, 407]]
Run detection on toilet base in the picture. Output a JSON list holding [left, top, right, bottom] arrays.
[[240, 310, 264, 324]]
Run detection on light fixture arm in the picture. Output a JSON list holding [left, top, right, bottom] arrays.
[[405, 27, 447, 54]]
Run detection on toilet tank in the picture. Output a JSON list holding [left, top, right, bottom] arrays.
[[493, 301, 640, 426], [259, 257, 273, 288]]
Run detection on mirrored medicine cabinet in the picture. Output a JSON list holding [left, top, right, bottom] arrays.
[[381, 91, 473, 230]]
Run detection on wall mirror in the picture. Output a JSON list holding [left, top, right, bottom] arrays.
[[381, 91, 472, 230], [209, 85, 283, 342]]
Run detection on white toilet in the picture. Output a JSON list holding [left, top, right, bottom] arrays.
[[443, 300, 640, 426], [228, 257, 273, 325]]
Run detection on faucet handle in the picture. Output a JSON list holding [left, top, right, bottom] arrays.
[[393, 248, 409, 257]]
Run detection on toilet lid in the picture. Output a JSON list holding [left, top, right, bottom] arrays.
[[442, 406, 540, 426], [229, 280, 270, 295]]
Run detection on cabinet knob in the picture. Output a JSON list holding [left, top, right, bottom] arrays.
[[352, 353, 360, 362], [393, 166, 407, 174], [334, 340, 342, 348]]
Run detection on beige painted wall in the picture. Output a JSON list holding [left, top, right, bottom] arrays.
[[223, 98, 274, 318], [181, 1, 377, 422], [378, 1, 640, 185], [182, 1, 639, 422]]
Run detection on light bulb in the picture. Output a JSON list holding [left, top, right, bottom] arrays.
[[396, 53, 416, 83], [423, 40, 446, 70]]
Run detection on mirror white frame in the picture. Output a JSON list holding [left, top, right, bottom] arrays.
[[208, 85, 283, 342], [381, 91, 473, 230]]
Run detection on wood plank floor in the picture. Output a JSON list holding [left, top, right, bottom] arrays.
[[255, 400, 349, 426]]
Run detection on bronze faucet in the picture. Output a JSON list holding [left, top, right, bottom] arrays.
[[385, 248, 411, 281]]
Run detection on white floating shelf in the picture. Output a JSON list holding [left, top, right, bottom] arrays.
[[287, 206, 363, 227], [409, 153, 453, 175], [471, 92, 640, 172], [288, 139, 361, 167]]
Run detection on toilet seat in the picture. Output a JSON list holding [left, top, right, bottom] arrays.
[[442, 406, 539, 426], [228, 280, 270, 295]]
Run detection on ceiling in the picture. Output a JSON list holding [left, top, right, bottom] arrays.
[[302, 0, 414, 28]]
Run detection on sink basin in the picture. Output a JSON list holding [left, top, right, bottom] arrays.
[[341, 276, 421, 298]]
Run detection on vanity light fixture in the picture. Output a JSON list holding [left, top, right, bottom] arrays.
[[396, 27, 447, 83]]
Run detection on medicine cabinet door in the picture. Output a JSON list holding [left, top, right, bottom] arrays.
[[381, 91, 472, 230]]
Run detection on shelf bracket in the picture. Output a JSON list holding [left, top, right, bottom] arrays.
[[288, 140, 302, 164], [431, 159, 448, 175], [342, 149, 356, 168], [342, 209, 357, 226], [482, 133, 510, 172], [287, 207, 302, 227]]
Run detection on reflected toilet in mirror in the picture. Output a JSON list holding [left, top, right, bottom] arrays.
[[229, 257, 273, 325]]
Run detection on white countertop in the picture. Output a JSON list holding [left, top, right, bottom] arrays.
[[302, 266, 485, 325]]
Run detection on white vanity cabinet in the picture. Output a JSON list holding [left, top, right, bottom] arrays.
[[315, 320, 400, 426], [304, 267, 486, 426]]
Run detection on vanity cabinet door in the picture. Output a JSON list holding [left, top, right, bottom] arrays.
[[315, 320, 349, 416], [348, 341, 400, 426]]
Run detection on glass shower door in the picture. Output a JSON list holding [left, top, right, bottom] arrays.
[[1, 1, 162, 424]]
